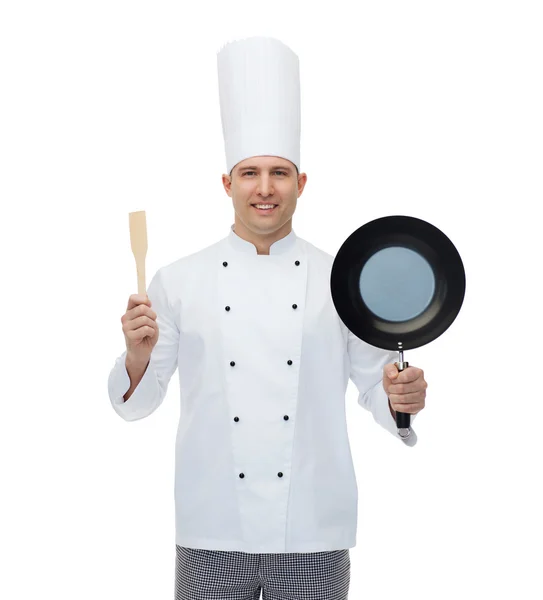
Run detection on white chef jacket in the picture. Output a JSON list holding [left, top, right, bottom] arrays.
[[108, 224, 418, 554]]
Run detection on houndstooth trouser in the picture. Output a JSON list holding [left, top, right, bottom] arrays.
[[175, 545, 350, 600]]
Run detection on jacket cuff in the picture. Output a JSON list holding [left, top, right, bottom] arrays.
[[107, 350, 160, 421]]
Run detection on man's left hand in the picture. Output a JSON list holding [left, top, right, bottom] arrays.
[[383, 363, 427, 417]]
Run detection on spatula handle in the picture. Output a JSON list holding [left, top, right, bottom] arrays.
[[136, 258, 146, 296]]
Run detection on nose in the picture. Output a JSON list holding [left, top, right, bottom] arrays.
[[257, 174, 273, 197]]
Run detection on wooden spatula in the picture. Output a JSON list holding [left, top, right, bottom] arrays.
[[129, 210, 148, 296]]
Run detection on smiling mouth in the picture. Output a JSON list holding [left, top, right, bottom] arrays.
[[251, 204, 278, 213]]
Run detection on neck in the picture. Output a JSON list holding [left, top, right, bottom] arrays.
[[233, 217, 293, 255]]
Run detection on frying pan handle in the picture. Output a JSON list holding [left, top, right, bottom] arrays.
[[393, 360, 411, 439]]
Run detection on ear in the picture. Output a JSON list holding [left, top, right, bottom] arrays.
[[222, 174, 232, 196], [298, 172, 308, 195]]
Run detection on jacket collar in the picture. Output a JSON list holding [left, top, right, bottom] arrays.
[[227, 223, 298, 255]]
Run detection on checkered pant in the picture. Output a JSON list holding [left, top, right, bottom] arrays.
[[175, 545, 350, 599]]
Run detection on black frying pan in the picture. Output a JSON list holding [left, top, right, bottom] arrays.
[[331, 215, 466, 439]]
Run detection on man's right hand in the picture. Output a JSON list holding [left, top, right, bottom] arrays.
[[121, 294, 159, 363]]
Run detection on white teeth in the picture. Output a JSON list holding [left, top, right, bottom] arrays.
[[254, 205, 275, 209]]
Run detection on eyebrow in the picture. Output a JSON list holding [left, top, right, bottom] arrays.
[[238, 165, 292, 172]]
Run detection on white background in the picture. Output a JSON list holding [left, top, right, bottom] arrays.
[[1, 1, 541, 598]]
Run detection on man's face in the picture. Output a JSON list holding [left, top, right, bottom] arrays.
[[222, 155, 307, 237]]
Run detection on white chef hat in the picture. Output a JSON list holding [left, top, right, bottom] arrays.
[[216, 36, 301, 175]]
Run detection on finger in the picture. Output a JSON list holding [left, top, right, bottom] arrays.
[[125, 303, 157, 322], [126, 318, 158, 338], [126, 325, 157, 341], [123, 315, 157, 333], [384, 363, 399, 379], [388, 379, 427, 394], [395, 366, 423, 384], [127, 294, 152, 311], [121, 304, 154, 324], [388, 390, 425, 405], [389, 403, 422, 414]]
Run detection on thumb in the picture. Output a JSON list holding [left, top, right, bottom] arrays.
[[385, 363, 398, 379]]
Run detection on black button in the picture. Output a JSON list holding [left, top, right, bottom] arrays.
[[292, 304, 297, 309], [295, 260, 300, 266], [278, 472, 283, 478], [239, 473, 245, 479], [223, 261, 228, 267], [283, 415, 289, 421], [234, 417, 239, 422], [287, 360, 292, 365], [230, 361, 236, 366], [225, 306, 230, 311]]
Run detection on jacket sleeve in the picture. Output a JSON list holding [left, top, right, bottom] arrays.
[[107, 267, 180, 422], [347, 329, 418, 446]]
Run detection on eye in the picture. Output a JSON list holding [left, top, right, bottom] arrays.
[[241, 170, 287, 176]]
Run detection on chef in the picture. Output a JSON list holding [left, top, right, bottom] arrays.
[[108, 36, 427, 600]]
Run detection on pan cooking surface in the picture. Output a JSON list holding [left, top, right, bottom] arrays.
[[359, 246, 436, 322]]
